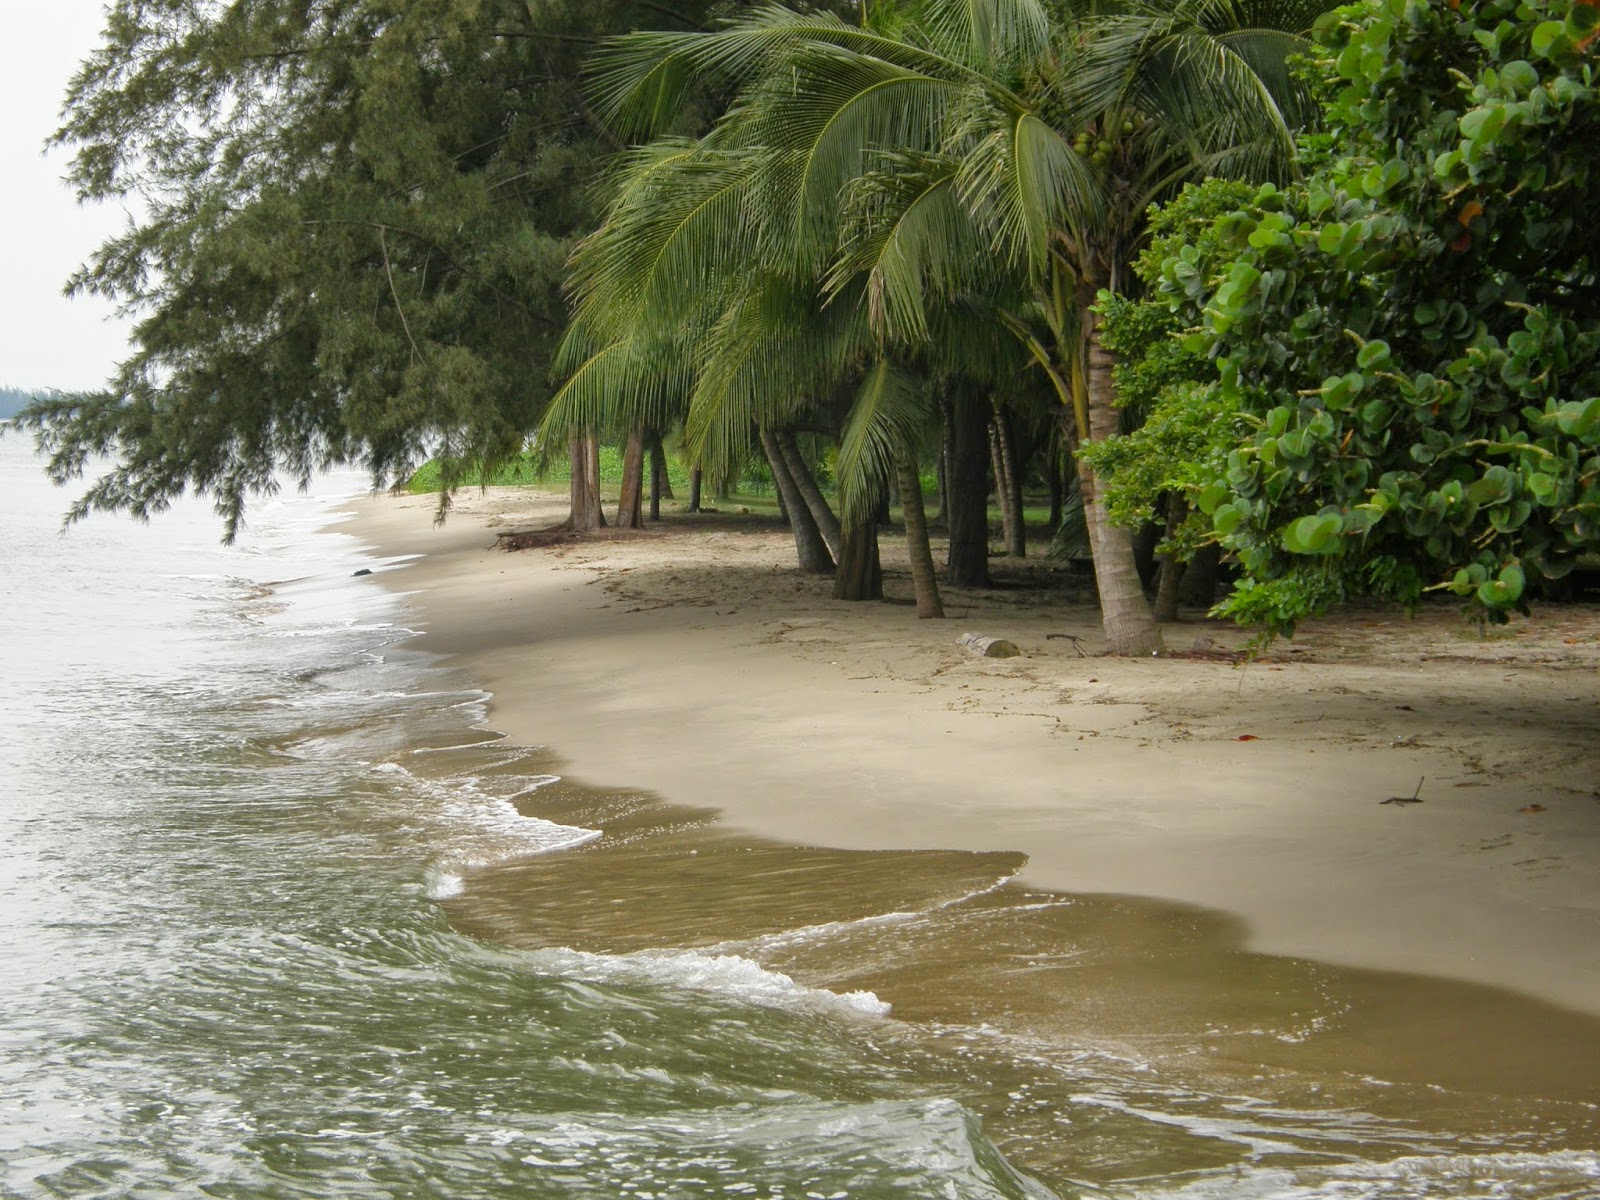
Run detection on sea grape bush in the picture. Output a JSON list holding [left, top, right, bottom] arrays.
[[1122, 0, 1600, 632], [1080, 179, 1257, 560]]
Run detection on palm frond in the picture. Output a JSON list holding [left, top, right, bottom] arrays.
[[1063, 7, 1315, 196], [830, 154, 985, 344], [539, 336, 692, 444], [835, 359, 935, 525], [740, 42, 967, 273], [954, 107, 1102, 277], [918, 0, 1051, 68], [587, 3, 1011, 142], [565, 143, 760, 345], [685, 275, 872, 472]]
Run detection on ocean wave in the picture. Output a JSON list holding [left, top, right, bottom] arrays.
[[527, 945, 891, 1020]]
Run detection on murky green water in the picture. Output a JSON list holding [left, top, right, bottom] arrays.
[[2, 437, 1596, 1199]]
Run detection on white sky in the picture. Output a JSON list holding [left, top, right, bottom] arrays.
[[2, 4, 134, 392]]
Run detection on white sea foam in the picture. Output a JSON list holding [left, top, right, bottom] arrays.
[[529, 946, 891, 1019], [712, 909, 925, 957], [423, 869, 465, 900], [1124, 1149, 1600, 1199], [372, 760, 600, 900]]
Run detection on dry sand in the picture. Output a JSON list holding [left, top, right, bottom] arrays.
[[343, 487, 1600, 1017]]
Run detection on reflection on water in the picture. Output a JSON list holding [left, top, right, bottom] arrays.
[[2, 435, 1596, 1200]]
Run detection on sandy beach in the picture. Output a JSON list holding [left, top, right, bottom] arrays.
[[345, 486, 1600, 1020]]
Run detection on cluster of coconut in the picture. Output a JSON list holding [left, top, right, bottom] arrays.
[[1071, 115, 1144, 167]]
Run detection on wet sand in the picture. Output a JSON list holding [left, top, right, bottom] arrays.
[[340, 486, 1600, 1024]]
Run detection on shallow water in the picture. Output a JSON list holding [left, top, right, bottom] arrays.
[[1, 437, 1596, 1199]]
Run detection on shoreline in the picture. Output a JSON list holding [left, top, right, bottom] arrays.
[[343, 486, 1600, 1019]]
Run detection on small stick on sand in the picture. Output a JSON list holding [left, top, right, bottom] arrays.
[[1381, 777, 1425, 805]]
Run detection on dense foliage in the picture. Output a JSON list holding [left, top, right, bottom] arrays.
[[1078, 179, 1256, 558], [1112, 0, 1600, 630], [549, 0, 1320, 643], [19, 0, 718, 537]]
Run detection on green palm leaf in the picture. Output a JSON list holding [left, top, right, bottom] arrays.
[[835, 359, 934, 525], [830, 155, 982, 344], [566, 142, 760, 345]]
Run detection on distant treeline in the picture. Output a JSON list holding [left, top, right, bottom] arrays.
[[0, 386, 45, 420]]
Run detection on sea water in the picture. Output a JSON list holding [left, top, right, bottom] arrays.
[[1, 435, 1596, 1200]]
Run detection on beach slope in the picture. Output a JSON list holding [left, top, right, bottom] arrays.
[[347, 488, 1600, 1017]]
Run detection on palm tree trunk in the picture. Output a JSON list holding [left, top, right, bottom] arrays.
[[989, 422, 1013, 553], [1077, 310, 1163, 655], [568, 431, 605, 531], [776, 430, 842, 559], [649, 432, 674, 501], [760, 427, 834, 574], [994, 404, 1026, 558], [832, 518, 883, 600], [945, 385, 990, 587], [1153, 494, 1186, 622], [687, 466, 703, 513], [615, 426, 646, 529], [1045, 448, 1063, 532], [897, 445, 944, 618]]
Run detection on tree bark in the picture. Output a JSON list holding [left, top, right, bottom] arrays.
[[1153, 496, 1186, 623], [1076, 308, 1164, 655], [898, 445, 944, 619], [989, 422, 1015, 556], [994, 404, 1026, 558], [945, 385, 991, 588], [776, 430, 842, 559], [832, 518, 883, 601], [614, 426, 646, 530], [760, 427, 834, 574], [568, 431, 605, 531], [1045, 448, 1063, 532], [687, 466, 703, 513], [1132, 519, 1161, 589], [649, 433, 673, 502]]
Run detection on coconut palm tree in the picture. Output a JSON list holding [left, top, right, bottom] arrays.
[[575, 0, 1320, 652], [545, 136, 963, 611]]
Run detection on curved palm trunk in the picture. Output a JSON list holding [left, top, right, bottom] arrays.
[[1078, 310, 1164, 656], [897, 445, 944, 619], [759, 427, 834, 574], [776, 430, 842, 559]]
